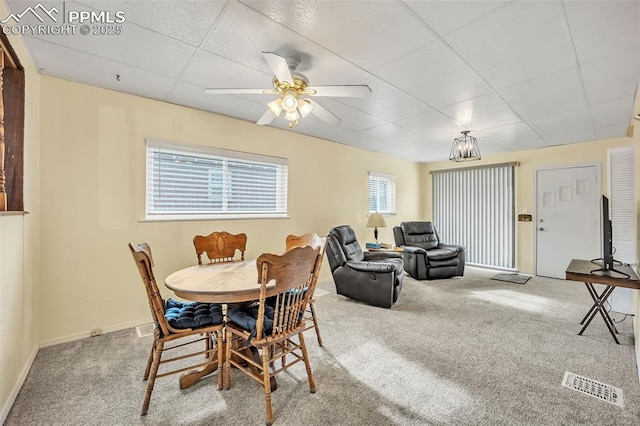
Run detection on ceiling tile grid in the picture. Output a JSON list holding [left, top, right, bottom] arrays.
[[5, 0, 639, 162]]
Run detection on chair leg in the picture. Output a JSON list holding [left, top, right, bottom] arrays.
[[261, 347, 274, 426], [298, 332, 316, 393], [141, 340, 163, 416], [143, 342, 154, 380], [216, 330, 224, 390], [224, 329, 232, 390], [308, 302, 323, 346]]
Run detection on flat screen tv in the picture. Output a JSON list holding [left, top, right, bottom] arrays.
[[591, 194, 629, 278]]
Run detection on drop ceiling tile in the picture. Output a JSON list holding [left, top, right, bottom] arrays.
[[74, 0, 225, 46], [180, 49, 273, 89], [307, 98, 387, 132], [166, 80, 267, 123], [201, 1, 368, 85], [337, 75, 433, 122], [475, 122, 546, 150], [376, 141, 450, 163], [375, 40, 492, 108], [544, 128, 596, 146], [444, 1, 576, 88], [241, 0, 435, 71], [12, 1, 197, 78], [591, 96, 635, 128], [564, 0, 640, 64], [358, 124, 424, 150], [581, 47, 640, 106], [396, 110, 464, 138], [528, 108, 593, 139], [595, 123, 629, 141], [499, 67, 587, 121], [441, 93, 521, 130], [405, 0, 510, 36], [24, 37, 176, 100]]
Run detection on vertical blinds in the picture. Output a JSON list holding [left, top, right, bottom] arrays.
[[432, 164, 515, 269], [369, 172, 396, 214], [146, 139, 288, 218]]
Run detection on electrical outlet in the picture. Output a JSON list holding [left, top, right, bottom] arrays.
[[90, 328, 102, 337]]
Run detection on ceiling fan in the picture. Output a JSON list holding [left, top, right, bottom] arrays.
[[204, 52, 372, 128]]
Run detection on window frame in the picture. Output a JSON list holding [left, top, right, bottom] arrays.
[[368, 171, 397, 215], [144, 139, 288, 221]]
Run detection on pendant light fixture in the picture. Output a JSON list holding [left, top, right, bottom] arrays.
[[449, 130, 481, 162]]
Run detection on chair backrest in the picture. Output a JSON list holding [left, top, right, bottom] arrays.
[[255, 246, 319, 339], [193, 231, 247, 265], [285, 233, 327, 296], [327, 225, 364, 262], [399, 221, 439, 250], [128, 242, 173, 337]]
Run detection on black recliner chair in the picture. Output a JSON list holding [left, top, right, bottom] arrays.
[[326, 225, 404, 308], [393, 221, 465, 280]]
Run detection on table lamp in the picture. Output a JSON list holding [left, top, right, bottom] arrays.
[[366, 213, 386, 243]]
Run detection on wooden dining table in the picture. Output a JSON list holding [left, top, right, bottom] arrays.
[[165, 259, 278, 390]]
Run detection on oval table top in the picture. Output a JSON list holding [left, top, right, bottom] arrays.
[[165, 260, 276, 304]]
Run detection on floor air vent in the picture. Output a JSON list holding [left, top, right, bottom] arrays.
[[561, 371, 624, 407], [136, 323, 154, 338]]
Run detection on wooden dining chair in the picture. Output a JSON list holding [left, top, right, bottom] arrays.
[[193, 231, 247, 265], [224, 246, 321, 426], [285, 233, 327, 346], [128, 242, 225, 416]]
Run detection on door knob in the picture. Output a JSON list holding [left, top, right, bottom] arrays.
[[538, 227, 544, 231]]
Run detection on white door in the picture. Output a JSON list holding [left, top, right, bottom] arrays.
[[536, 165, 600, 278]]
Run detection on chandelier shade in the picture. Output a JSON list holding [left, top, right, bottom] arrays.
[[449, 130, 481, 162]]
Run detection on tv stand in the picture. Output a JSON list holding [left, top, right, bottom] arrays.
[[589, 258, 630, 279], [566, 259, 639, 344]]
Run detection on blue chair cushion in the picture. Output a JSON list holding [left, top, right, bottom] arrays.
[[227, 304, 275, 335], [164, 298, 223, 329]]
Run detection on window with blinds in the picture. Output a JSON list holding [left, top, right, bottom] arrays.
[[432, 163, 515, 269], [146, 139, 288, 219], [369, 172, 396, 214]]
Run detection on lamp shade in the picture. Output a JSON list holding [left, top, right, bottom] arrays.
[[366, 213, 386, 228]]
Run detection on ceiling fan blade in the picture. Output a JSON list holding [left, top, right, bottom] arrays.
[[257, 109, 277, 126], [262, 52, 293, 84], [305, 85, 372, 98], [204, 88, 276, 95], [309, 100, 341, 125]]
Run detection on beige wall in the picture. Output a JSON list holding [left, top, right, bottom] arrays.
[[420, 137, 633, 274], [0, 0, 41, 419], [37, 76, 421, 344]]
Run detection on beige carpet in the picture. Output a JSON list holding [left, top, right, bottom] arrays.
[[6, 267, 640, 425]]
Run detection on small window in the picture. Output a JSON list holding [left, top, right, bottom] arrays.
[[368, 172, 396, 214], [146, 139, 288, 220]]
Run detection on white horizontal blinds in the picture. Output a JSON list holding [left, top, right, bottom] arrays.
[[608, 147, 635, 264], [369, 172, 396, 214], [146, 140, 287, 217], [607, 147, 635, 315], [432, 164, 514, 269]]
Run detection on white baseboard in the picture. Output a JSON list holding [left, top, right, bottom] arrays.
[[0, 344, 39, 424], [39, 318, 150, 348]]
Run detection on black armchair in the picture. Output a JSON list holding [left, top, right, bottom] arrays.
[[393, 221, 465, 280], [326, 225, 404, 308]]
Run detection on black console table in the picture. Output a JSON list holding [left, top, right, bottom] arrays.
[[565, 259, 639, 344]]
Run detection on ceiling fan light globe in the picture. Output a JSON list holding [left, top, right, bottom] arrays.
[[267, 98, 283, 116], [282, 89, 299, 112], [285, 110, 300, 122], [298, 98, 313, 117]]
